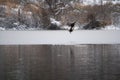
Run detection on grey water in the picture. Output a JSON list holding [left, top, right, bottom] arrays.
[[0, 45, 120, 80]]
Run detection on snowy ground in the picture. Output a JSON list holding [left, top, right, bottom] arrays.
[[0, 30, 120, 45], [0, 17, 119, 31], [102, 25, 120, 30], [0, 25, 120, 31]]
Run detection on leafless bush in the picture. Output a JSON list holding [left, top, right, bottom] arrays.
[[21, 3, 50, 28]]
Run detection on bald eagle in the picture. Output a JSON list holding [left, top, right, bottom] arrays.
[[68, 22, 76, 33]]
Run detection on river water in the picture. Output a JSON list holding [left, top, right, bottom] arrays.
[[0, 45, 120, 80]]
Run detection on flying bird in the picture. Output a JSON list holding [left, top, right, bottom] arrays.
[[68, 22, 76, 33], [69, 27, 73, 33]]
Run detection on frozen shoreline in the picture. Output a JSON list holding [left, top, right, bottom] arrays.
[[0, 30, 120, 45]]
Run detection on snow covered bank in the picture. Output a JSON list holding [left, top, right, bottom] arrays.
[[0, 31, 120, 45], [103, 25, 120, 30], [0, 24, 119, 30]]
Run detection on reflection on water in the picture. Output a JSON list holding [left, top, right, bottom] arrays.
[[0, 45, 120, 80]]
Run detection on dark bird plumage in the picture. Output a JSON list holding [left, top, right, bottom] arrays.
[[68, 22, 76, 33], [69, 27, 73, 33]]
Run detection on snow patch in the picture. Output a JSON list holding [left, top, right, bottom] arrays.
[[50, 18, 62, 26], [13, 22, 20, 26], [103, 25, 120, 30], [62, 25, 79, 30], [12, 8, 19, 12], [0, 27, 5, 30], [62, 25, 70, 30]]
